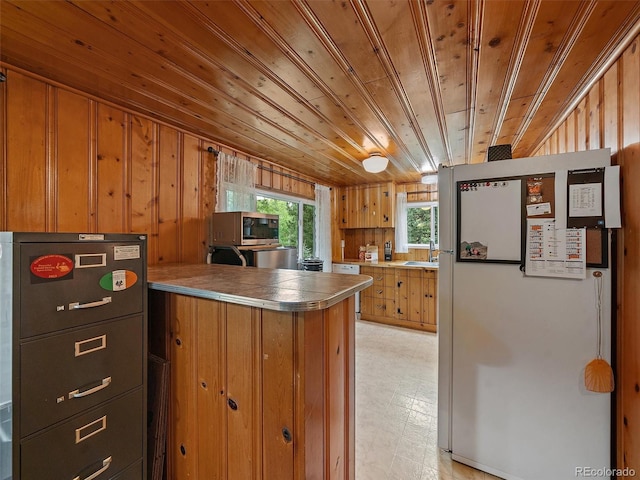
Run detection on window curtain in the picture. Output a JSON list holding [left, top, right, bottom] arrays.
[[395, 192, 409, 253], [215, 152, 257, 212], [314, 184, 332, 272]]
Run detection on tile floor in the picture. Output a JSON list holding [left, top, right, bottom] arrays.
[[355, 319, 502, 480]]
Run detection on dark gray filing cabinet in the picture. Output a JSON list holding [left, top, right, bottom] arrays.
[[0, 232, 147, 480]]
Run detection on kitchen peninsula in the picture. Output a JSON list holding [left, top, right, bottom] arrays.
[[147, 263, 372, 480]]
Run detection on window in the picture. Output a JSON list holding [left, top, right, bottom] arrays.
[[407, 202, 439, 248], [256, 192, 315, 259]]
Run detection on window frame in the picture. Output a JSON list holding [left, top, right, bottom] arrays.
[[406, 200, 439, 249], [255, 189, 316, 261]]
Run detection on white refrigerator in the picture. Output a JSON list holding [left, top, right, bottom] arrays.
[[437, 149, 617, 480]]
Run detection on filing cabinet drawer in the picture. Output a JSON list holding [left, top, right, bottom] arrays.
[[20, 242, 145, 338], [113, 459, 143, 479], [21, 389, 143, 479], [20, 315, 143, 436]]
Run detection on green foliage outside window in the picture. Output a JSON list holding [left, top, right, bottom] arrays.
[[407, 205, 438, 245], [302, 204, 315, 258], [257, 195, 316, 258]]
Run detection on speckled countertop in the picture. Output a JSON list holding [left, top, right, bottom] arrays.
[[147, 263, 373, 312]]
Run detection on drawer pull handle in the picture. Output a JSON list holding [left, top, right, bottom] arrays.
[[69, 297, 112, 310], [75, 334, 107, 357], [75, 415, 107, 444], [73, 456, 112, 480], [69, 377, 112, 399]]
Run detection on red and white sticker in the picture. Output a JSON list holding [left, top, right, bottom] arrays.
[[30, 254, 74, 279]]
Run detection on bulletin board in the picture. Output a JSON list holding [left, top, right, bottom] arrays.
[[456, 177, 524, 264], [456, 172, 608, 268]]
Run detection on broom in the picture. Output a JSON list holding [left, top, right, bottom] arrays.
[[584, 271, 614, 393]]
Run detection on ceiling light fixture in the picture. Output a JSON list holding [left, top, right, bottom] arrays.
[[421, 173, 438, 185], [362, 152, 388, 173]]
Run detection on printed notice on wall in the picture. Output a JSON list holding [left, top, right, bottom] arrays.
[[525, 219, 586, 279]]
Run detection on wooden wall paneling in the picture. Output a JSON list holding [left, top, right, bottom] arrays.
[[557, 121, 567, 154], [620, 142, 640, 470], [196, 298, 226, 479], [259, 160, 272, 189], [225, 303, 261, 479], [566, 110, 576, 152], [157, 125, 180, 264], [299, 310, 325, 479], [130, 114, 157, 260], [46, 84, 56, 231], [55, 89, 91, 232], [181, 134, 203, 263], [170, 294, 198, 479], [588, 81, 602, 150], [272, 164, 282, 191], [603, 65, 619, 157], [326, 300, 347, 480], [576, 97, 588, 151], [620, 36, 640, 471], [6, 71, 47, 231], [0, 67, 5, 230], [346, 298, 355, 479], [261, 310, 295, 479], [96, 103, 126, 232], [549, 129, 559, 155]]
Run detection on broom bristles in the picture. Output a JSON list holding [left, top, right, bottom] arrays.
[[585, 358, 614, 393]]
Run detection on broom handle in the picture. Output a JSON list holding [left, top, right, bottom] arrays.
[[594, 271, 603, 359]]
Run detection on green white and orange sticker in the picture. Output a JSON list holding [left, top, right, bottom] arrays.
[[99, 270, 138, 291]]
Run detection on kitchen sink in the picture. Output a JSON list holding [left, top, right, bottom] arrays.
[[402, 261, 439, 267]]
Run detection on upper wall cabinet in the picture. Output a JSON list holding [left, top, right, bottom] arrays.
[[339, 183, 396, 229]]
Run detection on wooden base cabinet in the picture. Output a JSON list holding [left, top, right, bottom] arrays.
[[360, 266, 437, 333], [149, 291, 356, 480]]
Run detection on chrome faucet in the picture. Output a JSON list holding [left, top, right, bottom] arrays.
[[429, 240, 435, 262]]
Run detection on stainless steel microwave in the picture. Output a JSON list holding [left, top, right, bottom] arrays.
[[211, 211, 279, 246]]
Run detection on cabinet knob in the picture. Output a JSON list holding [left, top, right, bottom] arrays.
[[227, 398, 238, 410], [397, 281, 403, 287], [282, 427, 293, 443]]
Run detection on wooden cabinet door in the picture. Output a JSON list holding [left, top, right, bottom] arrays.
[[339, 183, 395, 228], [359, 266, 375, 316], [407, 270, 423, 324], [351, 187, 363, 228], [360, 186, 371, 228], [395, 269, 408, 320], [339, 191, 350, 228], [422, 271, 437, 326], [379, 183, 395, 228], [366, 184, 381, 228]]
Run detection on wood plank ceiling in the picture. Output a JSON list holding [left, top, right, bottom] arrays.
[[1, 1, 639, 186]]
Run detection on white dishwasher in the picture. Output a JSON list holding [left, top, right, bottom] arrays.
[[331, 263, 361, 314]]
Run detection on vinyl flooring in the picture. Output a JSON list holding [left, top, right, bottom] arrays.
[[355, 319, 502, 480]]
